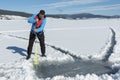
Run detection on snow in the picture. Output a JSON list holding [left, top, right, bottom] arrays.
[[109, 27, 120, 63], [0, 15, 27, 20], [45, 18, 119, 60], [0, 15, 120, 80]]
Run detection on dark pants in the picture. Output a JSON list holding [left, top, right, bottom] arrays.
[[27, 31, 45, 56]]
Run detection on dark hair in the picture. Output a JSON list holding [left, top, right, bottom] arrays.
[[39, 10, 45, 15]]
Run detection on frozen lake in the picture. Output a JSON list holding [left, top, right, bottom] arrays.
[[0, 18, 120, 80]]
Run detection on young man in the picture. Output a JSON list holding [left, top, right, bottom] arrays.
[[26, 10, 46, 60]]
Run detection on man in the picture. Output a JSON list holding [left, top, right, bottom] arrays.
[[26, 10, 46, 60]]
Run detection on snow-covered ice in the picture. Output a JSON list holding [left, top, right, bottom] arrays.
[[0, 15, 120, 80]]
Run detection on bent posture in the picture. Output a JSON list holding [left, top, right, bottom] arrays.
[[26, 10, 46, 60]]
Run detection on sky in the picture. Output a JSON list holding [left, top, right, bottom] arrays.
[[0, 0, 120, 15]]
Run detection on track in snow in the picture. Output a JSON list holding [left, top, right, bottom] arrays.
[[0, 28, 118, 78], [102, 28, 116, 62]]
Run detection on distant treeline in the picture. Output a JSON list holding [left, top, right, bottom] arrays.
[[0, 9, 32, 17], [0, 9, 120, 19]]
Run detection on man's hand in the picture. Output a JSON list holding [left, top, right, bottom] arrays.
[[34, 29, 37, 33], [36, 18, 39, 23]]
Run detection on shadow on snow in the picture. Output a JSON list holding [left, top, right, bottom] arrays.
[[6, 46, 27, 56]]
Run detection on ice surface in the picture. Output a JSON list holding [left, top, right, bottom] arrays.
[[0, 16, 120, 80]]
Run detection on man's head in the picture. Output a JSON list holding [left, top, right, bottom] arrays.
[[39, 10, 45, 18]]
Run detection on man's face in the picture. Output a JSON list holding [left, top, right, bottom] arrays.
[[39, 13, 44, 18]]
